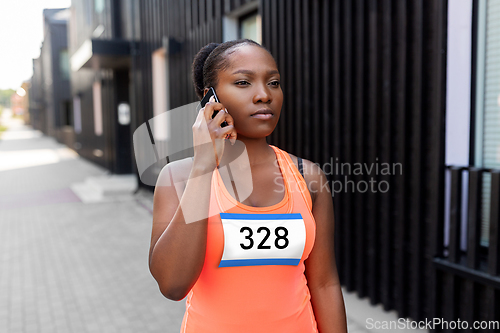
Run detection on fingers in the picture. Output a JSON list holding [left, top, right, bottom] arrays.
[[202, 100, 225, 121], [211, 105, 232, 127], [196, 97, 237, 144], [220, 125, 237, 145]]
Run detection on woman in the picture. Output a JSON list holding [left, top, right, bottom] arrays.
[[149, 39, 347, 333]]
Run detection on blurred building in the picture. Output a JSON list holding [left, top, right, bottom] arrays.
[[29, 8, 72, 141], [67, 0, 133, 173], [29, 57, 45, 131], [20, 81, 31, 124], [28, 0, 499, 331], [10, 83, 30, 123]]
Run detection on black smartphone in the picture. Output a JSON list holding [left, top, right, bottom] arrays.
[[200, 87, 228, 127]]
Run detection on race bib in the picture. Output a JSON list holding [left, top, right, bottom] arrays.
[[219, 213, 306, 267]]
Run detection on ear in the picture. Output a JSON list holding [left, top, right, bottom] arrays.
[[203, 88, 209, 97]]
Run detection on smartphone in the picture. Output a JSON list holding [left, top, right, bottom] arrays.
[[200, 87, 228, 127]]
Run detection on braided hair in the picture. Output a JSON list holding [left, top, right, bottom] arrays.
[[191, 39, 271, 100]]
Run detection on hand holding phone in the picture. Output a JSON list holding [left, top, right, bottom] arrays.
[[199, 87, 228, 127], [193, 87, 236, 168]]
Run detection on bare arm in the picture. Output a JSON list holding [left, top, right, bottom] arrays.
[[303, 161, 348, 333], [149, 99, 236, 301]]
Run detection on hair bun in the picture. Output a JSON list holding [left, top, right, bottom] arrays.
[[192, 43, 219, 99]]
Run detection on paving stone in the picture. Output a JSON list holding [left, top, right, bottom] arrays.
[[0, 123, 185, 333], [0, 115, 419, 333]]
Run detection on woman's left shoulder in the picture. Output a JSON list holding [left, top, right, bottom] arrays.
[[285, 152, 329, 205]]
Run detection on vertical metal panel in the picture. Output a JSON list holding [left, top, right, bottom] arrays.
[[366, 0, 379, 305], [293, 0, 303, 158], [311, 0, 321, 164], [463, 281, 478, 331], [428, 0, 448, 322], [489, 170, 500, 276], [284, 0, 294, 156], [408, 0, 424, 321], [277, 0, 286, 147], [487, 287, 500, 333], [464, 168, 482, 328], [468, 168, 483, 269], [267, 0, 277, 145], [449, 167, 463, 263], [443, 272, 458, 328], [301, 0, 311, 159], [352, 0, 365, 294], [379, 0, 392, 310], [391, 1, 410, 317]]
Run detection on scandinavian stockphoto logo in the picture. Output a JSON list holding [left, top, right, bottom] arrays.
[[132, 102, 253, 223], [272, 157, 403, 196]]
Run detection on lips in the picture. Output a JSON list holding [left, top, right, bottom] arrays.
[[251, 109, 274, 119]]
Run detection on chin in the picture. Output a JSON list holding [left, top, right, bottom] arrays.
[[244, 128, 277, 139]]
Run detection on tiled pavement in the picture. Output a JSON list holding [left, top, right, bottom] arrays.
[[0, 110, 427, 332]]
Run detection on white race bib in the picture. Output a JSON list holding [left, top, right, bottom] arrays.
[[219, 213, 306, 267]]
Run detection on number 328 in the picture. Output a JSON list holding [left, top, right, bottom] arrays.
[[239, 226, 289, 250]]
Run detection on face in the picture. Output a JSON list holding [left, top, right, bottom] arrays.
[[208, 44, 283, 139]]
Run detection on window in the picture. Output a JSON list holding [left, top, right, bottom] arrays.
[[223, 1, 261, 44], [92, 81, 103, 136], [151, 47, 170, 141], [239, 11, 261, 43], [59, 49, 70, 80], [95, 0, 105, 14], [474, 0, 500, 247], [85, 0, 93, 24], [62, 100, 72, 126], [73, 96, 82, 134]]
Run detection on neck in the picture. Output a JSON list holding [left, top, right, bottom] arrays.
[[224, 135, 275, 166]]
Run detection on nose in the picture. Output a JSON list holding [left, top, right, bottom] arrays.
[[252, 83, 272, 104]]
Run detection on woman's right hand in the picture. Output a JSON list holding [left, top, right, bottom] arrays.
[[192, 96, 237, 170]]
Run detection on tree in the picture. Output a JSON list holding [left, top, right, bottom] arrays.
[[0, 89, 16, 107]]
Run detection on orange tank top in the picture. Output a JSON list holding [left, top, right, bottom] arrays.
[[180, 145, 318, 333]]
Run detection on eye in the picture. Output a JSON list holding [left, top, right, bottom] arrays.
[[235, 81, 250, 86], [270, 80, 280, 87]]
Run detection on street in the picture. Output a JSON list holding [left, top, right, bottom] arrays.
[[0, 110, 426, 332]]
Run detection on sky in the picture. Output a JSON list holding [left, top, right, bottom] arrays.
[[0, 0, 71, 90]]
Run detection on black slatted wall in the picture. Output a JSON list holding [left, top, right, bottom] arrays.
[[260, 0, 447, 323], [131, 0, 480, 328]]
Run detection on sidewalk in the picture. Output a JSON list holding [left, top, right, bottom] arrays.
[[0, 109, 426, 332]]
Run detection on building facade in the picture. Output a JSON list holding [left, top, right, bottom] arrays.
[[30, 8, 72, 140], [30, 0, 500, 331]]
